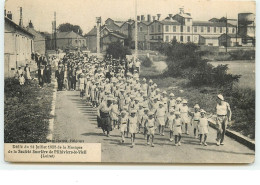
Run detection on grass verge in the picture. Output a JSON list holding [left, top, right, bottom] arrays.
[[4, 78, 54, 143]]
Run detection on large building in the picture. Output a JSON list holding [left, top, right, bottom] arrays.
[[56, 31, 86, 50], [4, 12, 34, 78], [26, 20, 46, 55]]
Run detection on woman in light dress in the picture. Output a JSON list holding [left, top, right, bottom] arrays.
[[128, 109, 138, 148], [198, 109, 209, 146]]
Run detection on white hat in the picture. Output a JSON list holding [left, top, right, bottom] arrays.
[[143, 78, 146, 82], [162, 91, 167, 94], [169, 93, 175, 97], [121, 110, 127, 114], [175, 111, 181, 115], [182, 99, 188, 104], [169, 108, 175, 112], [200, 109, 206, 113], [217, 94, 224, 101], [194, 104, 200, 109], [176, 97, 182, 101], [148, 111, 154, 116], [155, 88, 160, 92], [131, 109, 137, 113], [149, 79, 153, 83], [158, 101, 163, 105]]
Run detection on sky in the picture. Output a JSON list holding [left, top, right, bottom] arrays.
[[4, 0, 256, 35]]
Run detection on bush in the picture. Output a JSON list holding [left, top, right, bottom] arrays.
[[159, 40, 240, 87], [229, 50, 255, 60], [4, 78, 53, 143], [106, 41, 132, 59], [141, 56, 152, 67]]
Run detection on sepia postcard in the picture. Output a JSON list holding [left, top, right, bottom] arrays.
[[4, 0, 255, 163]]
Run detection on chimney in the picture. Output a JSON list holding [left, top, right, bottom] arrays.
[[19, 7, 23, 27], [169, 14, 173, 19], [137, 15, 140, 21], [28, 20, 34, 28], [157, 14, 161, 20], [179, 7, 184, 14], [141, 15, 145, 21], [147, 14, 151, 22], [7, 11, 12, 20], [152, 16, 156, 21]]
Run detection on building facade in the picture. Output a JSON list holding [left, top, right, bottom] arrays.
[[5, 15, 34, 78], [26, 20, 46, 55], [56, 31, 86, 50]]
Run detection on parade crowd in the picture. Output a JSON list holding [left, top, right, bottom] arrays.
[[53, 52, 232, 148]]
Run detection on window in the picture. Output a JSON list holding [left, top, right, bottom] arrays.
[[232, 28, 235, 33], [151, 25, 154, 33], [201, 26, 204, 32], [187, 36, 190, 42], [181, 26, 183, 32], [180, 36, 183, 42], [158, 25, 161, 32], [187, 18, 190, 22], [75, 40, 78, 43], [173, 26, 176, 32], [165, 25, 169, 32], [214, 27, 217, 33], [207, 27, 210, 33], [152, 36, 154, 39], [187, 26, 190, 32], [140, 26, 143, 32], [173, 36, 177, 41], [166, 36, 169, 42], [194, 26, 197, 33], [220, 27, 222, 33]]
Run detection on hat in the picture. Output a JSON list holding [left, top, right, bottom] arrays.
[[148, 111, 154, 116], [175, 111, 181, 115], [149, 79, 153, 83], [176, 97, 182, 101], [162, 91, 167, 94], [154, 83, 158, 87], [120, 89, 125, 92], [144, 108, 149, 111], [169, 93, 175, 97], [182, 99, 188, 104], [217, 94, 224, 101], [134, 97, 140, 101], [143, 78, 146, 82], [200, 109, 206, 113], [194, 104, 200, 109], [121, 110, 127, 114], [155, 88, 160, 92], [131, 109, 137, 113], [158, 101, 163, 105], [169, 108, 175, 113]]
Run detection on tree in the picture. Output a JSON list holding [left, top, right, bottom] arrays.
[[57, 23, 83, 35], [106, 41, 131, 59]]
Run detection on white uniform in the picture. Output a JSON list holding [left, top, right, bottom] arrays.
[[146, 118, 155, 135], [120, 116, 128, 132], [180, 105, 190, 124], [110, 104, 119, 121], [128, 116, 138, 134], [198, 117, 209, 134], [173, 118, 183, 135], [192, 112, 201, 129], [167, 114, 175, 131], [155, 107, 166, 126]]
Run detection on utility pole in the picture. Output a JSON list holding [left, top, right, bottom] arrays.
[[96, 17, 101, 55], [225, 13, 228, 52], [54, 12, 57, 51], [134, 0, 138, 61]]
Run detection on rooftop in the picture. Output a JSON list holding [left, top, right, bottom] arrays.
[[193, 21, 236, 27]]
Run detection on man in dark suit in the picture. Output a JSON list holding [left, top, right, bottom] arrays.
[[55, 66, 64, 91], [38, 65, 45, 88]]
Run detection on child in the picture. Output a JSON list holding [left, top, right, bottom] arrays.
[[19, 73, 25, 85], [168, 93, 176, 112], [145, 111, 155, 147], [141, 108, 149, 138], [128, 109, 138, 148], [180, 99, 190, 135], [119, 110, 128, 143], [79, 73, 85, 99], [137, 103, 144, 133], [173, 111, 183, 146], [161, 91, 168, 110], [165, 108, 175, 141], [175, 97, 182, 112], [198, 109, 209, 146], [155, 101, 167, 135], [111, 99, 120, 129], [191, 104, 201, 138]]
